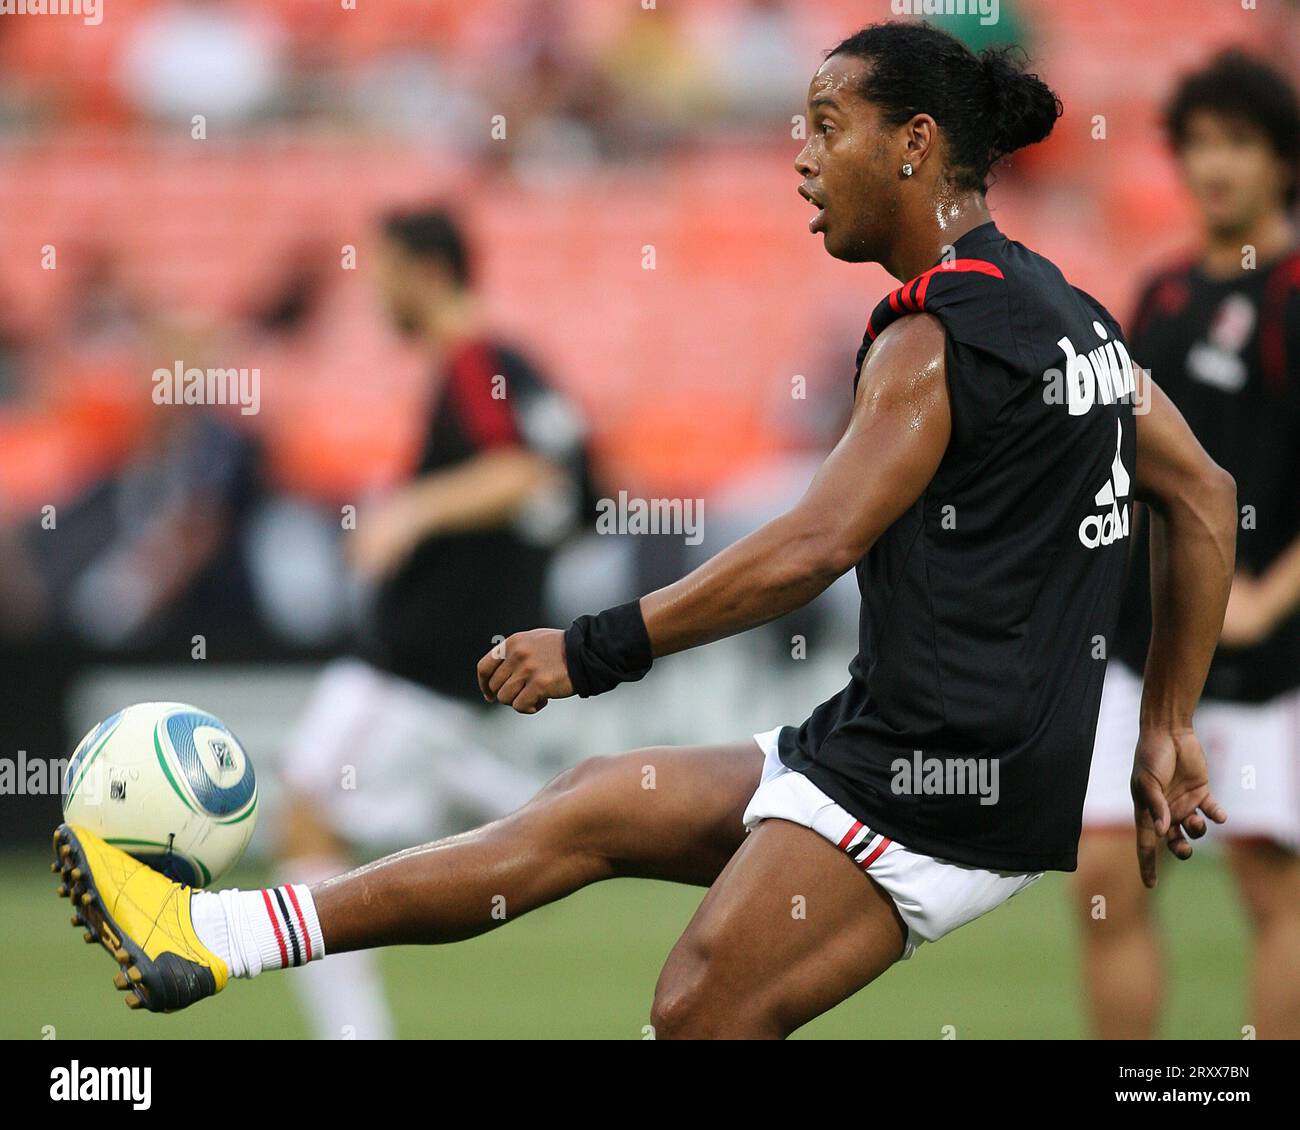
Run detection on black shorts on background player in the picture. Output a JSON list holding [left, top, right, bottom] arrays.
[[1112, 249, 1300, 704], [778, 222, 1138, 873]]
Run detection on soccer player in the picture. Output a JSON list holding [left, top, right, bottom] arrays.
[[56, 22, 1238, 1039], [275, 208, 590, 1037], [1076, 52, 1300, 1040]]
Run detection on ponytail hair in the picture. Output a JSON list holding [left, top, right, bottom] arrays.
[[979, 43, 1062, 167], [830, 22, 1062, 192]]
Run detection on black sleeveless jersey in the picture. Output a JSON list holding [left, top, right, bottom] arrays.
[[1112, 250, 1300, 703], [777, 222, 1137, 872]]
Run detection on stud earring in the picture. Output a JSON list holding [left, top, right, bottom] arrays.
[[902, 163, 914, 177]]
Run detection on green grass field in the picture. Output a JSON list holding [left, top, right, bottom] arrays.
[[1, 848, 1251, 1040]]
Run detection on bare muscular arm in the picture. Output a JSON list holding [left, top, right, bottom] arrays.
[[1129, 372, 1237, 885], [478, 313, 952, 710]]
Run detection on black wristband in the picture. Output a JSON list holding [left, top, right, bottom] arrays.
[[564, 600, 654, 698]]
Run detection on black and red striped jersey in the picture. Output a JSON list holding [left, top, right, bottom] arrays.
[[367, 337, 590, 702], [778, 221, 1136, 872], [1113, 247, 1300, 702]]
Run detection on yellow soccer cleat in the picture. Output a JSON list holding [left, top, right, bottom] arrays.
[[53, 823, 228, 1013]]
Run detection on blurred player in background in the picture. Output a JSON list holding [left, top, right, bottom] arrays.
[[277, 207, 591, 1038], [1077, 52, 1300, 1039]]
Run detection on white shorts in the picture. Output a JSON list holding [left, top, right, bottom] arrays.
[[1083, 662, 1300, 850], [281, 658, 539, 849], [742, 729, 1043, 960]]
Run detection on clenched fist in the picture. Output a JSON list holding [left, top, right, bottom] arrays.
[[476, 628, 575, 714]]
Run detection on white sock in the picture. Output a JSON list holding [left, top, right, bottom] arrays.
[[191, 884, 325, 978], [282, 856, 395, 1039]]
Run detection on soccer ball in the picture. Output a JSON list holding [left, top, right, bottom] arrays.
[[62, 702, 258, 887]]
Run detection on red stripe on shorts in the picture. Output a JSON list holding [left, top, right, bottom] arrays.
[[859, 837, 892, 870]]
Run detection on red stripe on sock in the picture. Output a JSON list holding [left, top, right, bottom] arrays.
[[284, 885, 313, 962], [260, 888, 289, 968]]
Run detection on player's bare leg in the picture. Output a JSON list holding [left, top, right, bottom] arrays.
[[307, 741, 761, 951], [1073, 829, 1165, 1039], [57, 741, 762, 1012], [1228, 838, 1300, 1039], [650, 818, 907, 1039]]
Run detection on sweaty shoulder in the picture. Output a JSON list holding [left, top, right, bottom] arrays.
[[853, 315, 950, 429], [860, 312, 946, 381]]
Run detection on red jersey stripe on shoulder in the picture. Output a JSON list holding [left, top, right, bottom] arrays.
[[449, 340, 518, 449], [913, 257, 1004, 309], [867, 258, 1005, 341]]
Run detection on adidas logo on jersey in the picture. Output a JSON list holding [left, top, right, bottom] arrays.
[[1078, 420, 1130, 549], [1060, 320, 1136, 416]]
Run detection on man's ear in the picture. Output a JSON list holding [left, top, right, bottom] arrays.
[[904, 114, 938, 172]]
